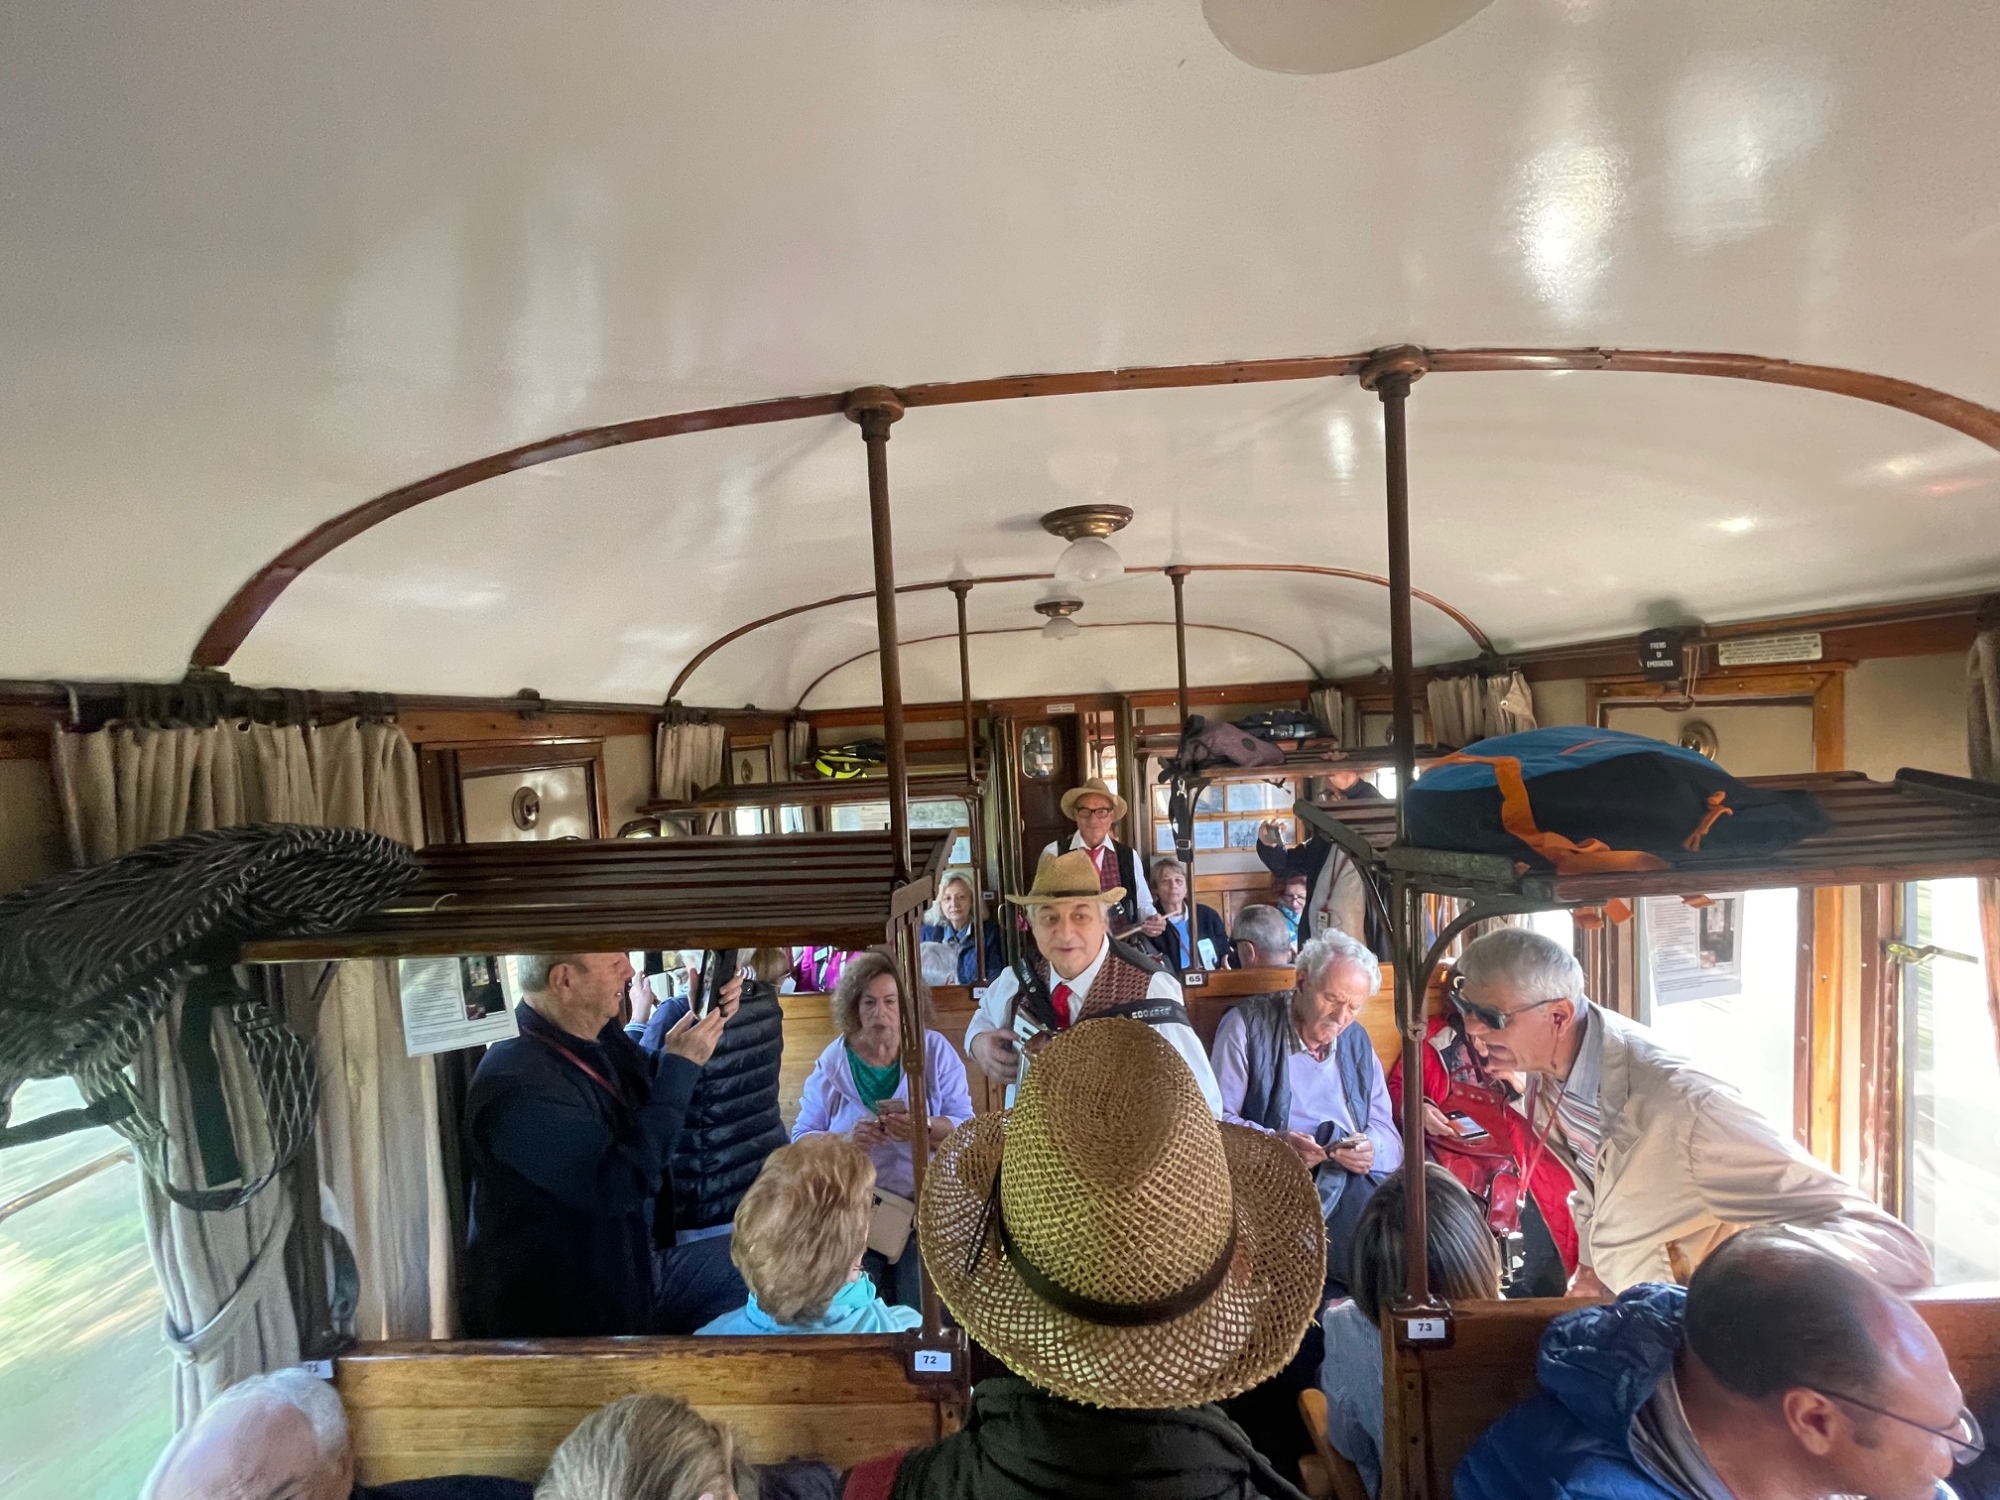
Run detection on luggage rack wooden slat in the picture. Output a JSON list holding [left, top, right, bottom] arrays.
[[1301, 770, 2000, 908], [640, 772, 982, 815], [239, 829, 955, 961]]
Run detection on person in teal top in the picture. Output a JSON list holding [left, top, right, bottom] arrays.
[[696, 1134, 922, 1336]]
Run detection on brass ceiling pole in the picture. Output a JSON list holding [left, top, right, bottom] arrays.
[[948, 578, 990, 982], [1360, 342, 1439, 1314], [847, 386, 911, 880]]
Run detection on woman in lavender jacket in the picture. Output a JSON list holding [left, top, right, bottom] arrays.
[[791, 949, 975, 1310]]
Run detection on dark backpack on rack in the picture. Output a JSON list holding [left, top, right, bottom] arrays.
[[1234, 709, 1319, 743], [1406, 726, 1827, 873]]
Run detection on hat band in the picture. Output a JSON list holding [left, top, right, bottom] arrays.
[[992, 1184, 1239, 1328]]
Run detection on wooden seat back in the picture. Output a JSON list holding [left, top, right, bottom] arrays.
[[1187, 965, 1406, 1069], [1382, 1292, 2000, 1500], [335, 1335, 962, 1485], [777, 986, 999, 1125]]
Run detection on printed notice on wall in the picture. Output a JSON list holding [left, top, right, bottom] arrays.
[[399, 956, 518, 1057], [1643, 895, 1745, 1006]]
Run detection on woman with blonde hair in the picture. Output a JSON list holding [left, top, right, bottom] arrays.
[[790, 949, 973, 1309], [696, 1135, 921, 1336], [537, 1394, 757, 1500], [918, 868, 1004, 984]]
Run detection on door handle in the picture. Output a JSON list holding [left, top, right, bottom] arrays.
[[1884, 941, 1979, 967]]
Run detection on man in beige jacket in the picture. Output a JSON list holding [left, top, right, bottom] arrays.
[[1452, 927, 1931, 1295]]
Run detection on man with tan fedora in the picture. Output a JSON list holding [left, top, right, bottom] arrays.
[[1040, 776, 1165, 939], [842, 1020, 1324, 1500], [964, 850, 1224, 1115]]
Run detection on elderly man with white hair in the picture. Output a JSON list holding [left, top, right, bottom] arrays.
[[1212, 929, 1401, 1294], [142, 1367, 529, 1500], [1451, 926, 1932, 1295]]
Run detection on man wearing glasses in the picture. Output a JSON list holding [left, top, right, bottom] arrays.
[[1460, 1228, 1975, 1500], [1449, 927, 1930, 1296]]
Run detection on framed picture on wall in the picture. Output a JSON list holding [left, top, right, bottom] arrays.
[[730, 743, 773, 786]]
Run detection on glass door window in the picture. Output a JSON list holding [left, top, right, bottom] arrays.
[[1637, 888, 1798, 1131], [1902, 878, 2000, 1282]]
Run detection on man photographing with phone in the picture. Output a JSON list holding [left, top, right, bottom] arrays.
[[1211, 929, 1402, 1296]]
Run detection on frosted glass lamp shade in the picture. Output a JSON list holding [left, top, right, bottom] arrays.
[[1054, 536, 1125, 585], [1040, 614, 1082, 641]]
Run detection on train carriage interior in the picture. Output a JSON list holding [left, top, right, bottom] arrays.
[[6, 3, 2000, 1498]]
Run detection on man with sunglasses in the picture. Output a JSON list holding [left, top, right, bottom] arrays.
[[1459, 1228, 1973, 1500], [1451, 928, 1929, 1296]]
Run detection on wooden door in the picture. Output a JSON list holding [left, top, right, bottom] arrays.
[[1013, 714, 1084, 880]]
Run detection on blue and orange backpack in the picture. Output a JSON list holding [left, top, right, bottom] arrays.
[[1405, 726, 1827, 873]]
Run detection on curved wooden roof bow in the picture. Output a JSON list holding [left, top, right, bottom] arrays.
[[190, 346, 2000, 688]]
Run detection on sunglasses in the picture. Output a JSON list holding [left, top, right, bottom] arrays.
[[1810, 1390, 1985, 1466], [1447, 972, 1565, 1031]]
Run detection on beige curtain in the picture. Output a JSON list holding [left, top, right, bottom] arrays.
[[52, 720, 449, 1423], [654, 721, 726, 802], [1969, 625, 2000, 1080], [1309, 687, 1346, 746], [1426, 670, 1537, 749], [774, 719, 812, 782]]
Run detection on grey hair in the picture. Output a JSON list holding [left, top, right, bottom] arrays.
[[1149, 856, 1186, 884], [142, 1368, 350, 1500], [1295, 929, 1381, 998], [919, 941, 959, 988], [516, 953, 588, 995], [1231, 902, 1291, 956], [925, 868, 979, 926], [537, 1393, 758, 1500], [1456, 927, 1585, 1005]]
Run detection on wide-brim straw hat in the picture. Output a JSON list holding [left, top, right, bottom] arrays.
[[919, 1019, 1326, 1409], [1060, 776, 1129, 822], [1005, 849, 1125, 909]]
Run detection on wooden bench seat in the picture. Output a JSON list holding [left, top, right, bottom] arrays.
[[1380, 1292, 2000, 1500], [335, 1335, 962, 1484]]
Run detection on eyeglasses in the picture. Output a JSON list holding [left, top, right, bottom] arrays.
[[1809, 1389, 1985, 1465], [1448, 972, 1565, 1031]]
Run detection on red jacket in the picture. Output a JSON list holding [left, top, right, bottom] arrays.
[[1388, 1013, 1578, 1273]]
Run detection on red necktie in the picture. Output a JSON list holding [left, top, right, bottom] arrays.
[[1051, 982, 1073, 1028]]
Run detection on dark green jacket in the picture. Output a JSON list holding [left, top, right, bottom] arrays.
[[856, 1377, 1310, 1500]]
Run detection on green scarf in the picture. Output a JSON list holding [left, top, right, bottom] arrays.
[[847, 1043, 904, 1114]]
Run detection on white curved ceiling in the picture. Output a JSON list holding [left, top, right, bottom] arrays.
[[4, 1, 2000, 704]]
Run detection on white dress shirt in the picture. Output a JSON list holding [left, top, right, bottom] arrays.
[[1036, 836, 1158, 919], [965, 937, 1221, 1114]]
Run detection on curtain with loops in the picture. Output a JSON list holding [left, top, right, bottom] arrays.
[[654, 722, 726, 803], [1426, 670, 1537, 749], [52, 719, 448, 1424]]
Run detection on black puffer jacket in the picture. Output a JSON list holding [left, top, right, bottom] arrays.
[[641, 980, 788, 1234]]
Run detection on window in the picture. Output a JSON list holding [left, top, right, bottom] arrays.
[[829, 799, 972, 865], [1902, 878, 2000, 1282], [0, 1077, 173, 1499], [1637, 888, 1797, 1129], [1152, 780, 1295, 856]]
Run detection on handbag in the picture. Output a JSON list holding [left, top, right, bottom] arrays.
[[868, 1186, 916, 1262]]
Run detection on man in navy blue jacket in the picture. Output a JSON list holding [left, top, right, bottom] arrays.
[[1457, 1229, 1972, 1500], [461, 952, 729, 1337]]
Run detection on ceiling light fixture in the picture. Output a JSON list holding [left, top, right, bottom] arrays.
[[1203, 0, 1494, 76], [1034, 595, 1084, 641], [1041, 504, 1133, 586]]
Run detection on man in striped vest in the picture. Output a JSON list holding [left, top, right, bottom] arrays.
[[965, 850, 1222, 1114]]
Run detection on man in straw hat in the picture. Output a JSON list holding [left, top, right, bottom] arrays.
[[842, 1020, 1325, 1500], [1041, 776, 1166, 940], [965, 849, 1224, 1114]]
